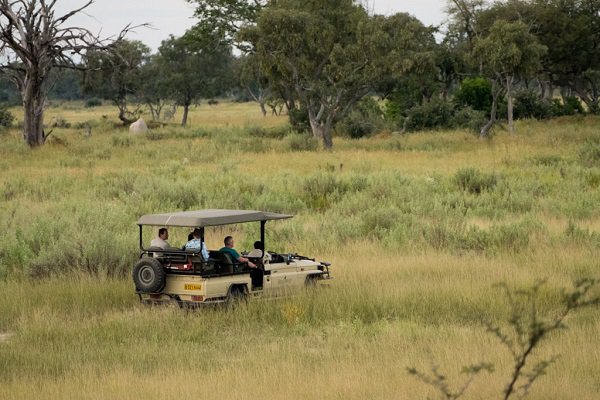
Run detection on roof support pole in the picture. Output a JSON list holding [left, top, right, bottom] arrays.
[[261, 221, 266, 253]]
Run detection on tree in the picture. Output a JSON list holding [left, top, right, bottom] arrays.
[[0, 0, 135, 146], [138, 55, 169, 121], [472, 20, 546, 136], [240, 1, 433, 148], [187, 0, 266, 50], [157, 32, 233, 127], [83, 40, 151, 125]]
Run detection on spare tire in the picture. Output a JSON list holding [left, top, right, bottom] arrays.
[[132, 258, 166, 293]]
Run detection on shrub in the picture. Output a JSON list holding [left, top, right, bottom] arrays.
[[513, 90, 553, 119], [404, 98, 454, 131], [336, 97, 385, 138], [454, 167, 498, 194], [551, 96, 585, 116], [454, 77, 493, 112], [0, 107, 14, 128], [286, 134, 318, 151], [84, 98, 102, 108], [450, 106, 487, 132], [288, 107, 310, 133]]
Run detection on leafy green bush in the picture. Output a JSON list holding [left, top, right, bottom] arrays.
[[449, 106, 487, 132], [0, 107, 14, 128], [454, 77, 492, 112], [454, 167, 498, 194], [84, 98, 102, 108], [551, 96, 585, 116], [404, 98, 454, 131], [288, 107, 310, 133], [336, 97, 385, 138], [513, 90, 553, 119]]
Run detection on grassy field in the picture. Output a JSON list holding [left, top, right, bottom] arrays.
[[0, 102, 599, 399]]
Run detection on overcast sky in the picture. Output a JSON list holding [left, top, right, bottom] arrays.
[[56, 0, 449, 51]]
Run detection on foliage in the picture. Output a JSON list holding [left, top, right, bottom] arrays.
[[239, 2, 436, 148], [0, 107, 14, 129], [404, 98, 455, 131], [85, 98, 102, 108], [336, 97, 385, 138], [513, 90, 552, 120], [454, 77, 492, 112], [83, 40, 151, 124], [454, 167, 498, 194], [155, 32, 233, 126]]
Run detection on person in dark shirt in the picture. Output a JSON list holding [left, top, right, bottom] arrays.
[[219, 236, 256, 268]]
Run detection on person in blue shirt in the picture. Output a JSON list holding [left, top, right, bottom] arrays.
[[219, 236, 256, 268], [185, 228, 209, 261]]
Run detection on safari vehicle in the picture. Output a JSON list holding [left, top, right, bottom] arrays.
[[132, 209, 332, 306]]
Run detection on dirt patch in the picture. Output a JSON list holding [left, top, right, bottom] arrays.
[[0, 333, 13, 343]]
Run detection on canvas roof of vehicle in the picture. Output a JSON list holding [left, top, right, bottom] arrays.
[[137, 209, 293, 227]]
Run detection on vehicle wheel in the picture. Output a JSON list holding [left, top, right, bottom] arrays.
[[225, 285, 247, 308], [132, 258, 166, 293]]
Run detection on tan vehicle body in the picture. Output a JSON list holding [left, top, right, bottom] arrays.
[[134, 210, 331, 307], [139, 258, 326, 306]]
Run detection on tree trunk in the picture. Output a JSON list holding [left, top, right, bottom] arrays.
[[480, 82, 500, 139], [259, 100, 267, 117], [307, 106, 335, 150], [22, 74, 46, 147], [506, 75, 515, 135], [181, 103, 190, 127]]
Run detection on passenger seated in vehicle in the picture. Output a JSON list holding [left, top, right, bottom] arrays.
[[150, 228, 170, 249], [219, 236, 256, 268], [185, 228, 209, 261], [246, 241, 272, 263]]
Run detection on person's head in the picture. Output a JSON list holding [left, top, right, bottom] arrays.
[[187, 232, 194, 241], [192, 228, 202, 239], [224, 236, 234, 248], [158, 228, 168, 239], [254, 241, 263, 250]]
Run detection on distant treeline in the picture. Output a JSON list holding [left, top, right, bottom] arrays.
[[1, 0, 598, 143]]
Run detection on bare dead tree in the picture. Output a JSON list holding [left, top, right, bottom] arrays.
[[0, 0, 142, 147]]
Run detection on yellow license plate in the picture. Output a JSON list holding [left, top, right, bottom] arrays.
[[184, 284, 201, 291]]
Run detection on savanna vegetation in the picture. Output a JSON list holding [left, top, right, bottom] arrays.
[[0, 102, 599, 399], [1, 0, 599, 399]]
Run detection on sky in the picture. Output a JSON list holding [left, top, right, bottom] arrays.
[[56, 0, 449, 51]]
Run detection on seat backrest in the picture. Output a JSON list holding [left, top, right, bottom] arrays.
[[217, 252, 234, 274]]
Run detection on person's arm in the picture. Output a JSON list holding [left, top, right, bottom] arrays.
[[201, 242, 209, 261]]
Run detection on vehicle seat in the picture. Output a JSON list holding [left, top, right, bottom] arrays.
[[216, 252, 234, 274]]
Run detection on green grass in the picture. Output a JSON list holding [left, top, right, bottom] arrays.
[[0, 102, 599, 399]]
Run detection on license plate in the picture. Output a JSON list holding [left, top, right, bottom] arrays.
[[184, 284, 201, 291]]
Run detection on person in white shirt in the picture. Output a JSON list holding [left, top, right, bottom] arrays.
[[150, 228, 170, 249], [184, 228, 209, 261]]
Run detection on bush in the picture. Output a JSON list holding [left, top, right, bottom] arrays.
[[449, 106, 487, 132], [454, 167, 498, 194], [0, 107, 15, 128], [404, 98, 454, 131], [286, 134, 318, 152], [454, 77, 493, 112], [551, 96, 585, 116], [84, 98, 102, 108], [513, 90, 553, 119], [336, 97, 385, 138], [288, 107, 310, 133]]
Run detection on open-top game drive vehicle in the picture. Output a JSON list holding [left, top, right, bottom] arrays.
[[133, 209, 332, 306]]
